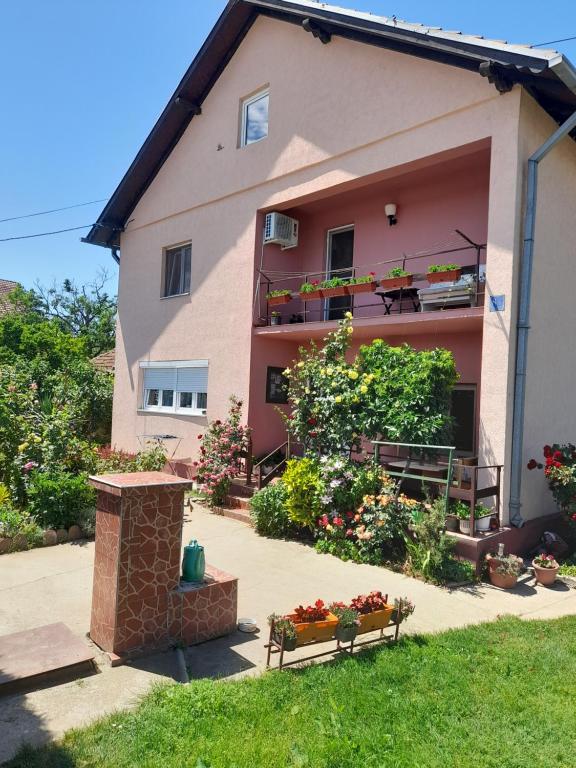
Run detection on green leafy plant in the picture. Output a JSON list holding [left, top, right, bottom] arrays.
[[282, 458, 322, 527], [299, 280, 320, 294], [451, 500, 492, 520], [249, 481, 299, 539], [267, 614, 297, 642], [319, 277, 347, 289], [384, 267, 411, 278], [266, 289, 292, 299], [393, 597, 415, 623], [329, 603, 360, 628], [533, 553, 558, 569], [347, 272, 376, 285], [0, 505, 25, 538], [26, 471, 96, 530], [427, 264, 460, 273]]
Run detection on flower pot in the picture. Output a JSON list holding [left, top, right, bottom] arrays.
[[475, 515, 492, 533], [347, 280, 378, 295], [357, 606, 394, 635], [533, 561, 559, 586], [268, 293, 292, 306], [427, 269, 462, 284], [380, 275, 413, 290], [319, 286, 348, 298], [270, 316, 282, 326], [299, 290, 323, 301], [272, 632, 297, 651], [489, 570, 518, 589], [335, 624, 359, 643], [458, 518, 473, 535], [445, 514, 459, 532], [287, 612, 339, 645]]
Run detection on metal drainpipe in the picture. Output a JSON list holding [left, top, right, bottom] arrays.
[[508, 109, 576, 527]]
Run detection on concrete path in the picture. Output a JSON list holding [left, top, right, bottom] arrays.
[[1, 504, 575, 762]]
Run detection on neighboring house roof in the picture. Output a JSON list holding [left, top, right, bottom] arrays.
[[84, 0, 576, 250], [91, 349, 116, 373], [0, 279, 20, 316]]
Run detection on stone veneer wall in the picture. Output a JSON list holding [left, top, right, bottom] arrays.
[[89, 472, 237, 657]]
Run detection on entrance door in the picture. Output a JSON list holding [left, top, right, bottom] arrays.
[[325, 226, 354, 320]]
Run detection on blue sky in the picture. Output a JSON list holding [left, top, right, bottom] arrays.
[[1, 0, 575, 293]]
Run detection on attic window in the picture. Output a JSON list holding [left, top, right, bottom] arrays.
[[240, 89, 269, 147]]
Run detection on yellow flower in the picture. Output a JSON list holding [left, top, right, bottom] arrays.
[[334, 396, 342, 403], [304, 388, 310, 394], [331, 382, 337, 388], [353, 396, 359, 403], [344, 311, 353, 320], [346, 327, 353, 334], [360, 385, 368, 394], [18, 442, 29, 453], [326, 368, 334, 376], [347, 370, 359, 380], [283, 368, 291, 376], [297, 361, 304, 368]]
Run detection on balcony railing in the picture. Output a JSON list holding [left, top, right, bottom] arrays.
[[255, 230, 486, 327]]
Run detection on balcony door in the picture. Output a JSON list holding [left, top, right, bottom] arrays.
[[325, 226, 354, 320]]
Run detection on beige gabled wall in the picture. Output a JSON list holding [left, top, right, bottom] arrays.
[[517, 90, 576, 521]]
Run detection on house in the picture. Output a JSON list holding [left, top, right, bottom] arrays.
[[84, 0, 576, 531], [0, 279, 20, 316], [91, 348, 116, 373]]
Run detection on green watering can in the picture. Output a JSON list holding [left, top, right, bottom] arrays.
[[182, 539, 205, 583]]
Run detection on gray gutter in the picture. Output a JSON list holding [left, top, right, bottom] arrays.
[[508, 108, 576, 527]]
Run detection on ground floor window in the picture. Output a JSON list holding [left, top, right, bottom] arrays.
[[140, 361, 208, 416], [450, 384, 476, 455], [266, 366, 289, 404]]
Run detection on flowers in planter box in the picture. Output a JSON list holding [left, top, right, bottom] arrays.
[[350, 590, 389, 614], [293, 599, 330, 623], [299, 280, 321, 294]]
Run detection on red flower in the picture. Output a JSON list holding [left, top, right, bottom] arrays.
[[307, 417, 317, 426], [543, 445, 553, 458], [197, 434, 203, 440], [333, 517, 343, 527], [553, 450, 563, 461], [346, 528, 354, 537], [527, 459, 538, 470]]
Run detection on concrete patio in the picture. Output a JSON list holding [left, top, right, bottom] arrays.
[[1, 504, 575, 763]]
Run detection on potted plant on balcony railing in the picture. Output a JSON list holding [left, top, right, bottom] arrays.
[[350, 591, 394, 634], [426, 263, 462, 284], [266, 289, 293, 306], [346, 272, 378, 295], [380, 267, 413, 290], [299, 280, 323, 300], [270, 311, 282, 326], [532, 553, 560, 586], [318, 276, 349, 298]]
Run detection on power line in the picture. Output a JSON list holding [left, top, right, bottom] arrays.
[[0, 224, 97, 243], [533, 35, 576, 47], [0, 198, 107, 225]]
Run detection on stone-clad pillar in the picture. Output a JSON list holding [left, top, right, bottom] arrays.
[[88, 472, 192, 656]]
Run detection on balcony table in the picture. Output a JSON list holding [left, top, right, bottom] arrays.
[[374, 286, 421, 315]]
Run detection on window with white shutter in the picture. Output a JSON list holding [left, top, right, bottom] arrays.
[[141, 361, 208, 415]]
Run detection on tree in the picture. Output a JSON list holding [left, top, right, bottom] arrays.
[[9, 270, 117, 357]]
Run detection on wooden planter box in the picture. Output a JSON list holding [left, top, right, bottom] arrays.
[[287, 612, 339, 645], [268, 293, 292, 306], [347, 280, 378, 295], [299, 290, 323, 301], [380, 275, 413, 290], [320, 286, 348, 299], [357, 606, 394, 635], [426, 269, 461, 284]]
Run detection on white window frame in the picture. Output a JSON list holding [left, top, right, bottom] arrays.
[[140, 360, 208, 417], [240, 88, 269, 147], [162, 242, 191, 299]]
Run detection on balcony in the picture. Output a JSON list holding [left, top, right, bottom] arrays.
[[254, 232, 486, 340]]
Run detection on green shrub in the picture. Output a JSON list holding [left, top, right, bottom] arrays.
[[283, 458, 322, 528], [250, 481, 298, 539], [0, 505, 26, 538], [27, 471, 96, 530]]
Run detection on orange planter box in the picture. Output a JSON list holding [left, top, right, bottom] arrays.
[[347, 280, 378, 294], [268, 293, 292, 306], [357, 606, 394, 634], [380, 275, 413, 290], [287, 612, 338, 645], [426, 269, 461, 284]]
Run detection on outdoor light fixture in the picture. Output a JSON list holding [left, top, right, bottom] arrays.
[[385, 203, 398, 226]]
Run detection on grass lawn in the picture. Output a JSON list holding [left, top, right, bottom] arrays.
[[9, 616, 576, 768]]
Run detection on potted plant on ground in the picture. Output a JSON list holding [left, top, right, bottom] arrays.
[[318, 277, 348, 298], [426, 263, 462, 284], [270, 311, 282, 326], [486, 553, 523, 589], [267, 614, 298, 651], [266, 289, 293, 306], [380, 267, 413, 290], [286, 599, 338, 644], [390, 597, 415, 625], [330, 602, 361, 642], [346, 272, 378, 295], [532, 553, 560, 586], [299, 280, 323, 300], [350, 591, 394, 634]]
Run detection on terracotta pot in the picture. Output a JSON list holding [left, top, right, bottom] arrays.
[[335, 624, 359, 643], [347, 280, 378, 294], [380, 275, 413, 290], [287, 612, 338, 645], [357, 606, 394, 635], [427, 269, 462, 284], [533, 561, 559, 586], [268, 293, 292, 306], [299, 290, 323, 301], [489, 570, 518, 589], [43, 529, 58, 546], [319, 286, 348, 298]]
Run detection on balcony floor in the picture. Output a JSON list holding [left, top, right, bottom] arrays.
[[254, 306, 484, 342]]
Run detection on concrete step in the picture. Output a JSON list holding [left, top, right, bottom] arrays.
[[229, 479, 257, 498], [225, 494, 251, 511], [214, 506, 253, 525]]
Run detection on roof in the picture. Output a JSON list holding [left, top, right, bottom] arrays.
[[0, 279, 20, 316], [84, 0, 576, 250], [91, 349, 116, 372]]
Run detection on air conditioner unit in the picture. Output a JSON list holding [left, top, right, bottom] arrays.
[[263, 212, 299, 249]]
